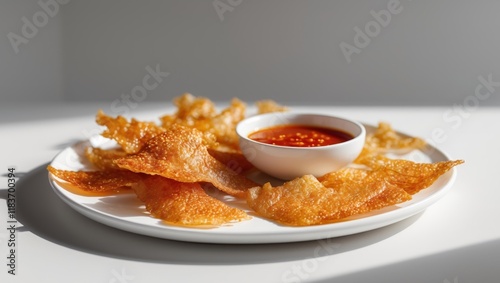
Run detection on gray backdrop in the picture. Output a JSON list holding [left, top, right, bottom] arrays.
[[2, 0, 500, 106]]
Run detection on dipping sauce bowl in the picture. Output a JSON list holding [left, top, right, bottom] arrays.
[[236, 112, 366, 180]]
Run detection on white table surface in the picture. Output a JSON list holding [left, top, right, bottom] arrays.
[[1, 102, 499, 283]]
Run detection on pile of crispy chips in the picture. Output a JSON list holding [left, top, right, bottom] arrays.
[[48, 93, 463, 227]]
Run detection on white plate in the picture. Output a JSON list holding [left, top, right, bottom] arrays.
[[48, 124, 458, 244]]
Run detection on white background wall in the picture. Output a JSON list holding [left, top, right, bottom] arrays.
[[2, 0, 500, 106]]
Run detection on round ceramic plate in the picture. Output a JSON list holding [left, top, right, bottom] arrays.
[[48, 124, 458, 244]]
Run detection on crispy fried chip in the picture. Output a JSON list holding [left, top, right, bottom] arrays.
[[357, 155, 464, 195], [96, 110, 165, 154], [207, 148, 255, 174], [247, 172, 410, 226], [256, 100, 288, 114], [85, 147, 128, 170], [47, 165, 141, 192], [357, 181, 412, 212], [356, 122, 427, 162], [204, 98, 246, 148], [366, 122, 427, 151], [160, 94, 246, 149], [319, 168, 412, 212], [115, 124, 257, 198], [162, 93, 217, 125], [133, 175, 249, 226], [160, 93, 217, 127]]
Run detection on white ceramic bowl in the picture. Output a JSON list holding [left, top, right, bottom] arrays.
[[236, 112, 366, 180]]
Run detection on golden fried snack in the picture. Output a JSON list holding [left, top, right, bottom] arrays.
[[85, 147, 128, 170], [47, 165, 141, 192], [114, 124, 258, 198], [207, 148, 255, 174], [366, 122, 427, 151], [357, 179, 412, 212], [96, 110, 165, 154], [160, 93, 217, 127], [133, 175, 249, 227], [174, 93, 216, 119], [319, 168, 412, 212], [357, 155, 464, 195], [161, 94, 246, 149], [203, 98, 246, 148], [247, 172, 410, 226], [356, 122, 427, 162], [256, 100, 288, 114]]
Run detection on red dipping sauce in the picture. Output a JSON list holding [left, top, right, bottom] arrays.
[[248, 124, 354, 147]]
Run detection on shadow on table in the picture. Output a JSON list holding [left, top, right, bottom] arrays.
[[6, 163, 423, 265], [313, 238, 500, 283]]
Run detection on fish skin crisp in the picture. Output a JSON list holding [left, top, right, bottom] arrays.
[[47, 165, 142, 192], [132, 175, 249, 226], [247, 172, 410, 226], [96, 110, 166, 154], [85, 147, 128, 170], [115, 124, 257, 198], [356, 155, 464, 195]]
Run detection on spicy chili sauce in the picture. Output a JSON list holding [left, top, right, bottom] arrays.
[[248, 124, 353, 147]]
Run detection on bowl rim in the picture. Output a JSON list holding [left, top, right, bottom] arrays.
[[236, 112, 366, 151]]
